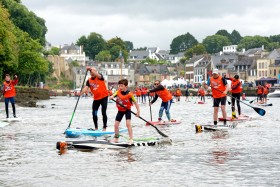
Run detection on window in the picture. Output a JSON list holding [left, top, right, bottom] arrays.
[[274, 69, 276, 76], [110, 70, 113, 75]]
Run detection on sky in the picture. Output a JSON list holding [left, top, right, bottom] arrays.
[[21, 0, 280, 50]]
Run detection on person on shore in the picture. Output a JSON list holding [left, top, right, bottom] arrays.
[[148, 80, 174, 122], [256, 84, 263, 103], [135, 87, 141, 103], [80, 67, 108, 131], [262, 82, 269, 104], [185, 87, 190, 101], [141, 86, 148, 103], [205, 69, 228, 126], [226, 75, 242, 118], [109, 79, 140, 144], [1, 74, 18, 119], [198, 86, 206, 102]]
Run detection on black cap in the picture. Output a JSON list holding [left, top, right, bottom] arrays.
[[234, 75, 239, 79]]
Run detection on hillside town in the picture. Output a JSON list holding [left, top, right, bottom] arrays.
[[48, 43, 280, 90]]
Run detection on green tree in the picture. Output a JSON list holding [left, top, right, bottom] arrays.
[[95, 50, 111, 62], [216, 29, 232, 42], [110, 46, 128, 62], [1, 0, 47, 45], [266, 42, 280, 51], [69, 60, 80, 67], [202, 35, 231, 54], [141, 57, 158, 64], [237, 35, 269, 50], [107, 37, 126, 50], [76, 32, 107, 60], [231, 30, 242, 44], [125, 41, 133, 51], [170, 32, 198, 54], [184, 44, 206, 59]]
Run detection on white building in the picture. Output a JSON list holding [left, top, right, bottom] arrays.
[[60, 43, 88, 66], [223, 45, 238, 53]]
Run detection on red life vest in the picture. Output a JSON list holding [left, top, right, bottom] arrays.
[[156, 88, 173, 102], [88, 77, 108, 100], [3, 80, 18, 98], [257, 86, 263, 94], [231, 79, 242, 94], [198, 89, 205, 96], [116, 91, 133, 111], [263, 86, 269, 94], [210, 76, 227, 98]]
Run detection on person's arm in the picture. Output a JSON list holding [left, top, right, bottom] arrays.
[[79, 80, 90, 95], [150, 94, 158, 104], [132, 95, 140, 117], [222, 77, 228, 94], [149, 85, 165, 92], [12, 75, 18, 85], [109, 90, 118, 100]]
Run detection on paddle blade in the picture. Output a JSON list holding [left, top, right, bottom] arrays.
[[254, 107, 266, 116]]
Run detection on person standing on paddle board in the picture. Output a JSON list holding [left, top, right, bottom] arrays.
[[1, 74, 18, 119], [226, 75, 242, 118], [109, 79, 140, 144], [256, 85, 263, 103], [198, 86, 205, 102], [185, 87, 190, 101], [148, 80, 174, 122], [262, 82, 269, 104], [80, 67, 108, 131], [205, 69, 228, 125]]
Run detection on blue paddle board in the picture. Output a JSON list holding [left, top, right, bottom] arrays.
[[65, 127, 128, 138]]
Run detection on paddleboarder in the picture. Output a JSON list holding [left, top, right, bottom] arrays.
[[80, 67, 108, 131], [256, 84, 263, 103], [205, 69, 228, 126], [262, 82, 269, 104], [148, 80, 174, 122], [198, 86, 206, 103], [1, 74, 18, 119], [226, 75, 243, 118], [109, 79, 140, 144]]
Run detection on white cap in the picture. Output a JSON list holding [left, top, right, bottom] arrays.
[[212, 69, 219, 74]]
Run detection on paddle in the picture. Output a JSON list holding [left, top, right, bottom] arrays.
[[209, 86, 266, 116], [148, 93, 153, 121], [249, 97, 257, 104], [111, 99, 170, 138], [64, 69, 89, 133]]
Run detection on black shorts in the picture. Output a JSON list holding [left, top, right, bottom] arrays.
[[115, 110, 131, 122], [263, 94, 267, 99], [213, 96, 227, 107], [258, 94, 263, 99]]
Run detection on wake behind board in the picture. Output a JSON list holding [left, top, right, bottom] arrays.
[[218, 115, 251, 121], [1, 117, 21, 122], [65, 128, 128, 138], [56, 139, 159, 150], [146, 120, 181, 126], [195, 123, 237, 133]]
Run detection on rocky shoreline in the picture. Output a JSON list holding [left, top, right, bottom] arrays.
[[0, 87, 50, 107]]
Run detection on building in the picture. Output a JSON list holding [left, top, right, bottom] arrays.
[[223, 45, 238, 53], [193, 56, 211, 83], [211, 52, 238, 76], [60, 43, 88, 66], [185, 55, 204, 83]]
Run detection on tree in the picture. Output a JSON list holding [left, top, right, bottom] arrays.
[[231, 30, 242, 44], [1, 0, 47, 45], [170, 32, 198, 54], [109, 46, 128, 62], [184, 44, 206, 59], [107, 37, 126, 50], [125, 41, 133, 51], [269, 34, 280, 43], [216, 29, 232, 42], [69, 60, 80, 67], [267, 42, 280, 51], [237, 36, 269, 50], [76, 32, 107, 60], [202, 35, 231, 54], [0, 5, 18, 79], [95, 50, 111, 62]]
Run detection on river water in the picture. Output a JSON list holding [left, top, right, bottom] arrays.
[[0, 96, 279, 187]]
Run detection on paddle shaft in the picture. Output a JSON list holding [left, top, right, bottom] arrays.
[[111, 99, 169, 138], [65, 70, 89, 131], [148, 94, 153, 121], [209, 86, 265, 116]]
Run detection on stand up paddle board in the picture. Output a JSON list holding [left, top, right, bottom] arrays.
[[1, 117, 21, 122], [146, 120, 181, 126], [218, 115, 251, 121], [65, 128, 128, 138], [195, 123, 237, 133], [257, 103, 272, 106], [56, 139, 159, 150], [198, 101, 205, 104], [0, 121, 9, 128]]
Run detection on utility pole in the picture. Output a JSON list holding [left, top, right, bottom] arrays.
[[119, 50, 123, 79]]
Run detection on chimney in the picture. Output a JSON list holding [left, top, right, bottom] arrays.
[[219, 51, 223, 56], [242, 48, 245, 53]]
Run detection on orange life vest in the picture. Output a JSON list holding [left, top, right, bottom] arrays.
[[3, 80, 17, 98], [88, 77, 108, 100], [257, 86, 263, 94], [263, 86, 269, 94], [141, 88, 147, 95], [231, 79, 242, 94], [198, 89, 205, 96], [116, 91, 133, 111], [156, 88, 173, 102], [210, 76, 227, 98], [175, 89, 182, 96], [135, 89, 141, 96]]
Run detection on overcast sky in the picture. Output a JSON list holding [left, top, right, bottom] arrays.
[[21, 0, 280, 50]]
